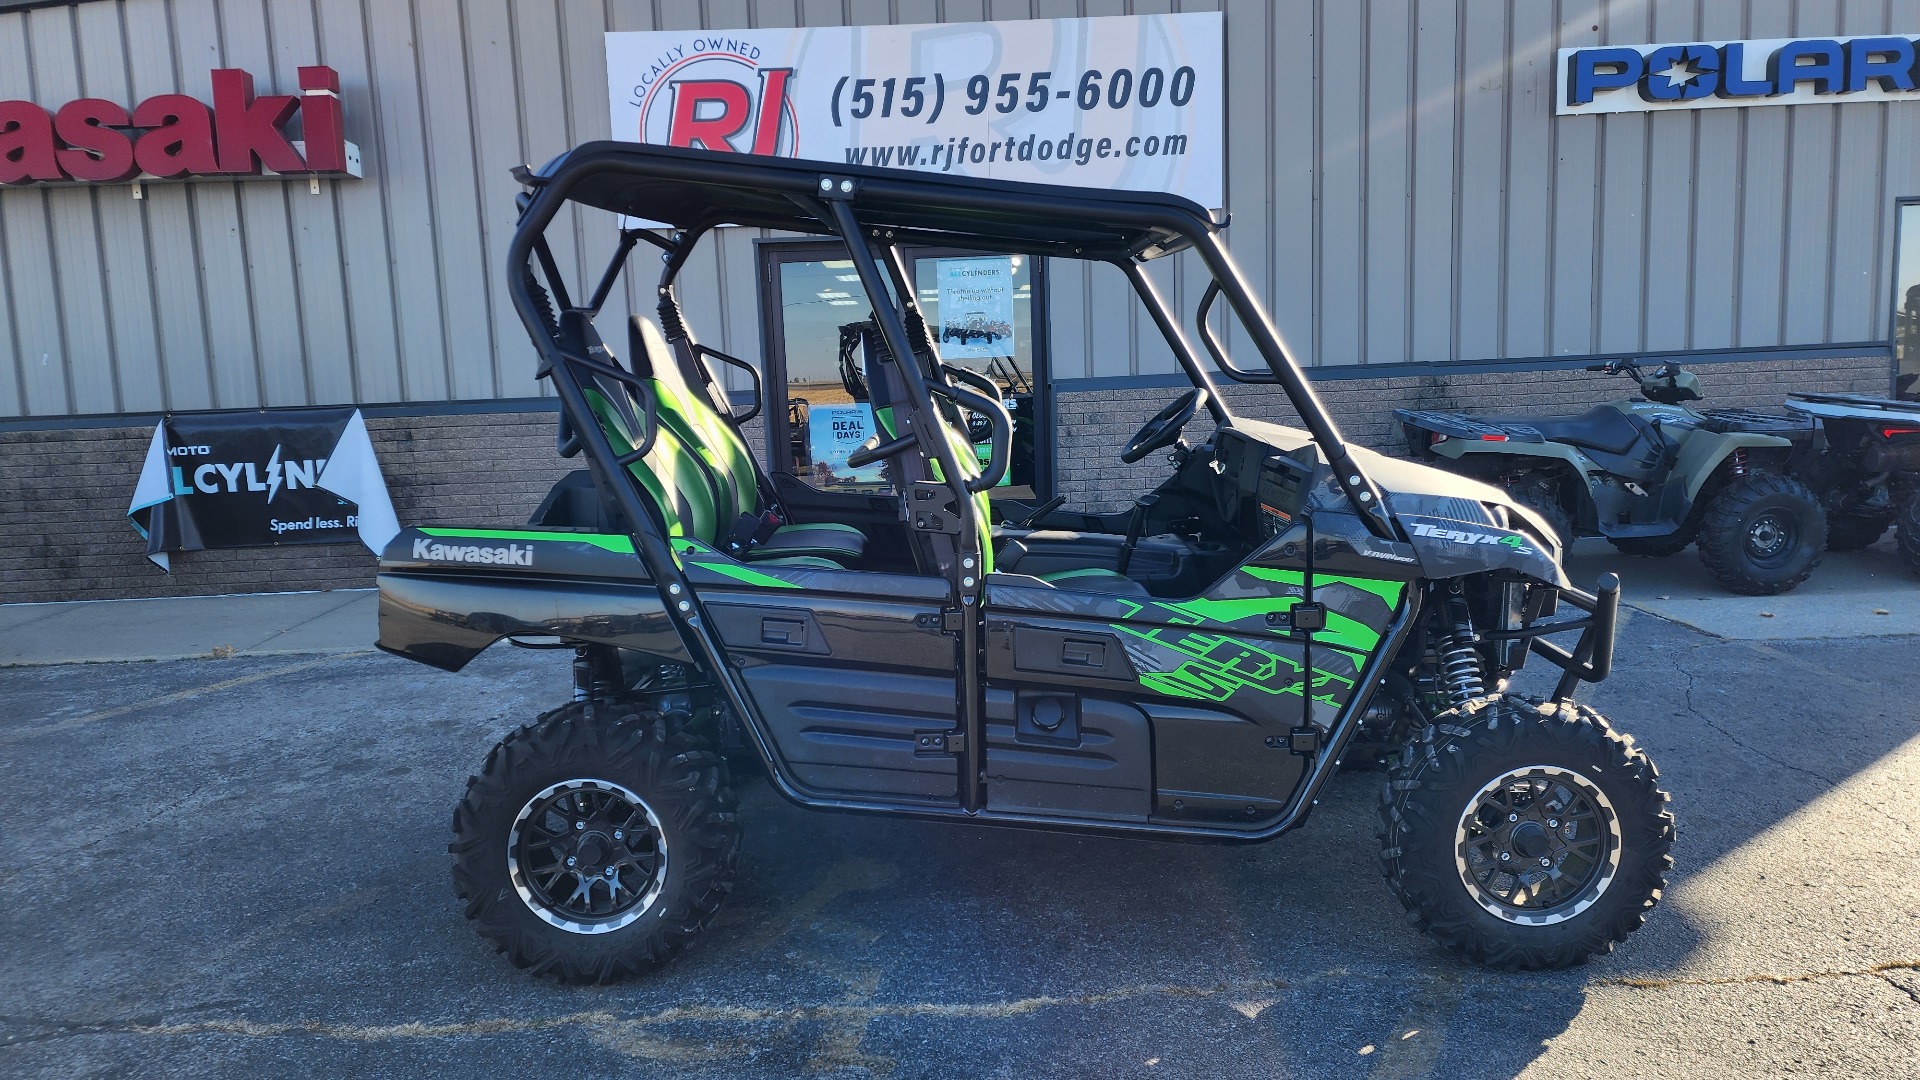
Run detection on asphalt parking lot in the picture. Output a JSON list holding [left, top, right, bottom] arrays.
[[3, 596, 1919, 1078]]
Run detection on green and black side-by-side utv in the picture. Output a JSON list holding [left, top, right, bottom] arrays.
[[375, 143, 1673, 982]]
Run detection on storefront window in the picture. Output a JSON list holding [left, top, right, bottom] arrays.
[[1896, 202, 1920, 400], [763, 245, 1045, 495], [912, 254, 1038, 490], [775, 257, 885, 492]]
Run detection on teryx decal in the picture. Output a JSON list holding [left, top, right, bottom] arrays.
[[1406, 522, 1531, 554]]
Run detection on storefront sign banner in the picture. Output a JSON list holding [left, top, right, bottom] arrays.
[[935, 257, 1016, 359], [606, 13, 1223, 209], [127, 407, 400, 571], [0, 66, 361, 187], [805, 404, 886, 488], [1559, 35, 1920, 115]]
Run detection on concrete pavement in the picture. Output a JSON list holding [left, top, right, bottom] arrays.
[[1565, 535, 1920, 640], [0, 589, 376, 666]]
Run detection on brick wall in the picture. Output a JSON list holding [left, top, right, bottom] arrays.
[[0, 354, 1891, 603], [1054, 354, 1892, 513]]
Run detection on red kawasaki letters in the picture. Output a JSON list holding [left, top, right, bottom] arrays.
[[0, 66, 349, 185]]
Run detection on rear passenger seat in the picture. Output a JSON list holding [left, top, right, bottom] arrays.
[[630, 316, 868, 564], [567, 311, 854, 570]]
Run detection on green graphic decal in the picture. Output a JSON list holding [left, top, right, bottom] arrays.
[[1241, 566, 1406, 608], [1111, 598, 1358, 705], [419, 527, 635, 554]]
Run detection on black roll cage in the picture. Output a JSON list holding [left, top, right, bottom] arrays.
[[501, 142, 1417, 840]]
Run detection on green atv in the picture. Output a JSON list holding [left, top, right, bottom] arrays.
[[1396, 360, 1827, 595], [374, 142, 1672, 983]]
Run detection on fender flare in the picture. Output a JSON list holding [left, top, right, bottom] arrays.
[[1432, 440, 1598, 475], [1677, 431, 1794, 502]]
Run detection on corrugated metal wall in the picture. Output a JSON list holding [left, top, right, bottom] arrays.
[[2, 0, 1914, 418]]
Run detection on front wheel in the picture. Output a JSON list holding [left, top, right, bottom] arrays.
[[1899, 495, 1920, 577], [1377, 695, 1673, 970], [449, 702, 739, 983], [1695, 472, 1825, 595]]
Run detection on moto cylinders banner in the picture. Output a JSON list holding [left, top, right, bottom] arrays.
[[126, 407, 400, 571]]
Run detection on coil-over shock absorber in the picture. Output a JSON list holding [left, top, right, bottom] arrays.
[[1435, 585, 1487, 708]]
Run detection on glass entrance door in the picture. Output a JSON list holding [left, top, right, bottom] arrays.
[[758, 241, 1050, 500]]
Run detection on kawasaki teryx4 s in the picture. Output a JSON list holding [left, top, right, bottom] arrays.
[[1396, 360, 1826, 595], [375, 143, 1671, 982]]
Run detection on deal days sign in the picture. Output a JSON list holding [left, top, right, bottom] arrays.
[[0, 66, 361, 188]]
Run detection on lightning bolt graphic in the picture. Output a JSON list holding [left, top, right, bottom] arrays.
[[265, 445, 284, 504]]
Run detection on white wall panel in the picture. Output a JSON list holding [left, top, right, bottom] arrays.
[[0, 0, 1907, 419]]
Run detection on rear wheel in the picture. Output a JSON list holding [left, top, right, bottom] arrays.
[[1377, 695, 1673, 970], [1504, 480, 1573, 550], [1695, 472, 1825, 595], [1899, 495, 1920, 577], [449, 701, 739, 983], [1826, 510, 1895, 552]]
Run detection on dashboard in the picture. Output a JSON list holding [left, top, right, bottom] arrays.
[[1211, 427, 1321, 541]]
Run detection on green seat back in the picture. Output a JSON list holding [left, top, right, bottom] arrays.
[[582, 380, 721, 545], [630, 316, 762, 527]]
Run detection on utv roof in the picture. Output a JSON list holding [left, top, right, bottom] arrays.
[[525, 141, 1215, 261]]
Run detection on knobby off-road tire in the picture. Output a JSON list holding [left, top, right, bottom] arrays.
[[1505, 480, 1573, 551], [449, 701, 739, 984], [1823, 511, 1895, 552], [1695, 472, 1826, 595], [1377, 695, 1673, 970], [1899, 495, 1920, 577]]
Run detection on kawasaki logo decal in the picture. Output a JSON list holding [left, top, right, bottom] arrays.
[[412, 538, 534, 566], [1408, 522, 1530, 553]]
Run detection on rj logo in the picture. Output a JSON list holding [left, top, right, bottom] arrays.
[[666, 68, 794, 154]]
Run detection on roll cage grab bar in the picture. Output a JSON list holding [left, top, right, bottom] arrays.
[[511, 161, 1398, 544]]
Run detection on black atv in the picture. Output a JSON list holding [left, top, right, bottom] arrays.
[[1396, 360, 1826, 595], [374, 142, 1671, 982], [1785, 392, 1920, 570]]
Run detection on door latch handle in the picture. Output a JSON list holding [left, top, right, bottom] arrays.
[[1061, 639, 1105, 667], [761, 617, 807, 646]]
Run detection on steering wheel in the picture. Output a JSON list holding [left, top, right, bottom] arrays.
[[1121, 388, 1208, 464]]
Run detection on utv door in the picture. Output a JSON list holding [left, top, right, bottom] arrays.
[[981, 551, 1406, 828], [685, 552, 963, 805]]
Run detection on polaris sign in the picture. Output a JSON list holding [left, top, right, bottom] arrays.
[[1557, 35, 1920, 115]]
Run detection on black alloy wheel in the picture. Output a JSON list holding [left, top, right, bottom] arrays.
[[450, 701, 739, 983], [1378, 694, 1673, 969], [1456, 767, 1619, 925], [509, 780, 667, 934]]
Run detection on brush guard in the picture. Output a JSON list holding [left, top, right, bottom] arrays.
[[1477, 573, 1620, 703]]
